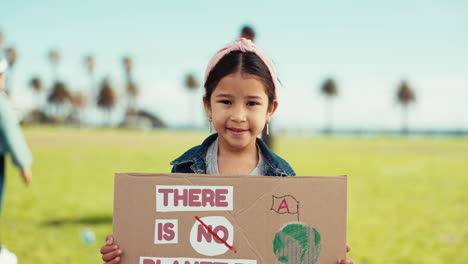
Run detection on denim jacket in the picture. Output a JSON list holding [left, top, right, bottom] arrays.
[[170, 133, 295, 176]]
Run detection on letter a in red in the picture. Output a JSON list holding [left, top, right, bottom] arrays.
[[277, 198, 290, 213]]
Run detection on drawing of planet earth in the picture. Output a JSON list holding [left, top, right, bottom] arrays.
[[273, 223, 321, 264]]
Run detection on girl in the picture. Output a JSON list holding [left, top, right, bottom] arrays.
[[101, 38, 354, 264]]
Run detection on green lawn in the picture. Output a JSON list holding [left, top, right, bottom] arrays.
[[2, 127, 467, 263]]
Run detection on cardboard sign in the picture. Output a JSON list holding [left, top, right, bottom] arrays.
[[113, 173, 347, 264]]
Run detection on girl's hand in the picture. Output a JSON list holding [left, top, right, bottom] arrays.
[[21, 168, 32, 185], [100, 235, 123, 264], [337, 245, 354, 264]]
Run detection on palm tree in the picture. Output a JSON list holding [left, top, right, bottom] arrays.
[[48, 49, 61, 81], [30, 77, 42, 92], [47, 81, 72, 123], [5, 47, 17, 67], [30, 76, 43, 109], [184, 73, 199, 128], [4, 47, 18, 94], [122, 56, 138, 113], [240, 25, 256, 42], [70, 91, 86, 125], [123, 56, 132, 75], [97, 78, 117, 126], [24, 76, 47, 124], [320, 78, 338, 134], [185, 73, 199, 91], [84, 54, 96, 99], [397, 80, 416, 134], [0, 31, 4, 50], [126, 80, 138, 110]]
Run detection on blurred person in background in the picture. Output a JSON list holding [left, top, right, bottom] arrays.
[[0, 52, 33, 264]]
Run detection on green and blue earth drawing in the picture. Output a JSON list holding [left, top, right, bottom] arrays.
[[273, 223, 321, 264]]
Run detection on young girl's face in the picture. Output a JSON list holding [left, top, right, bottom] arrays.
[[204, 72, 278, 152]]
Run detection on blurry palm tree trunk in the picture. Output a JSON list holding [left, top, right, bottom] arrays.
[[71, 92, 86, 125], [85, 55, 96, 102], [185, 73, 199, 128], [47, 50, 66, 123], [126, 81, 138, 113], [325, 96, 334, 133], [397, 81, 416, 135], [47, 81, 72, 123], [123, 56, 138, 114], [401, 104, 409, 134], [24, 76, 48, 124], [97, 78, 117, 126], [0, 31, 4, 50], [30, 77, 43, 110], [321, 78, 338, 134], [48, 49, 61, 82], [78, 55, 96, 126]]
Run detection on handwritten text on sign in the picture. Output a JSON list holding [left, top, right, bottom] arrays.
[[156, 185, 234, 212]]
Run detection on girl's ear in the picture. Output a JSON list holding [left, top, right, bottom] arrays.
[[267, 99, 279, 119], [203, 95, 212, 117]]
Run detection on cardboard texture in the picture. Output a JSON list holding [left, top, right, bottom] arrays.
[[113, 173, 347, 264]]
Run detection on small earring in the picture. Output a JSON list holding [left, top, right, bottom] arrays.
[[208, 117, 213, 133], [266, 122, 270, 135]]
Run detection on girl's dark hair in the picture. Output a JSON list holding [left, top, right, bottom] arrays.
[[204, 51, 275, 108]]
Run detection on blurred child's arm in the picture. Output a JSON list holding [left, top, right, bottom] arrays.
[[0, 101, 33, 172], [100, 235, 123, 264], [21, 167, 32, 185]]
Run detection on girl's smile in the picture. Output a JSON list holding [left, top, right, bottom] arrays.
[[227, 127, 248, 136]]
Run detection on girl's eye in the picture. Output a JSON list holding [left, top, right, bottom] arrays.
[[219, 100, 232, 105], [247, 101, 259, 106]]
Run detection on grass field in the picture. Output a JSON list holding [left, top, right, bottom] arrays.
[[1, 127, 467, 263]]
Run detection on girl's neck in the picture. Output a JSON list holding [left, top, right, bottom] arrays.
[[217, 138, 258, 175]]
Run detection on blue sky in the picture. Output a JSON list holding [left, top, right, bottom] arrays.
[[2, 0, 468, 131]]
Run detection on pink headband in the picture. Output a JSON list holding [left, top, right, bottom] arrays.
[[204, 38, 278, 97]]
